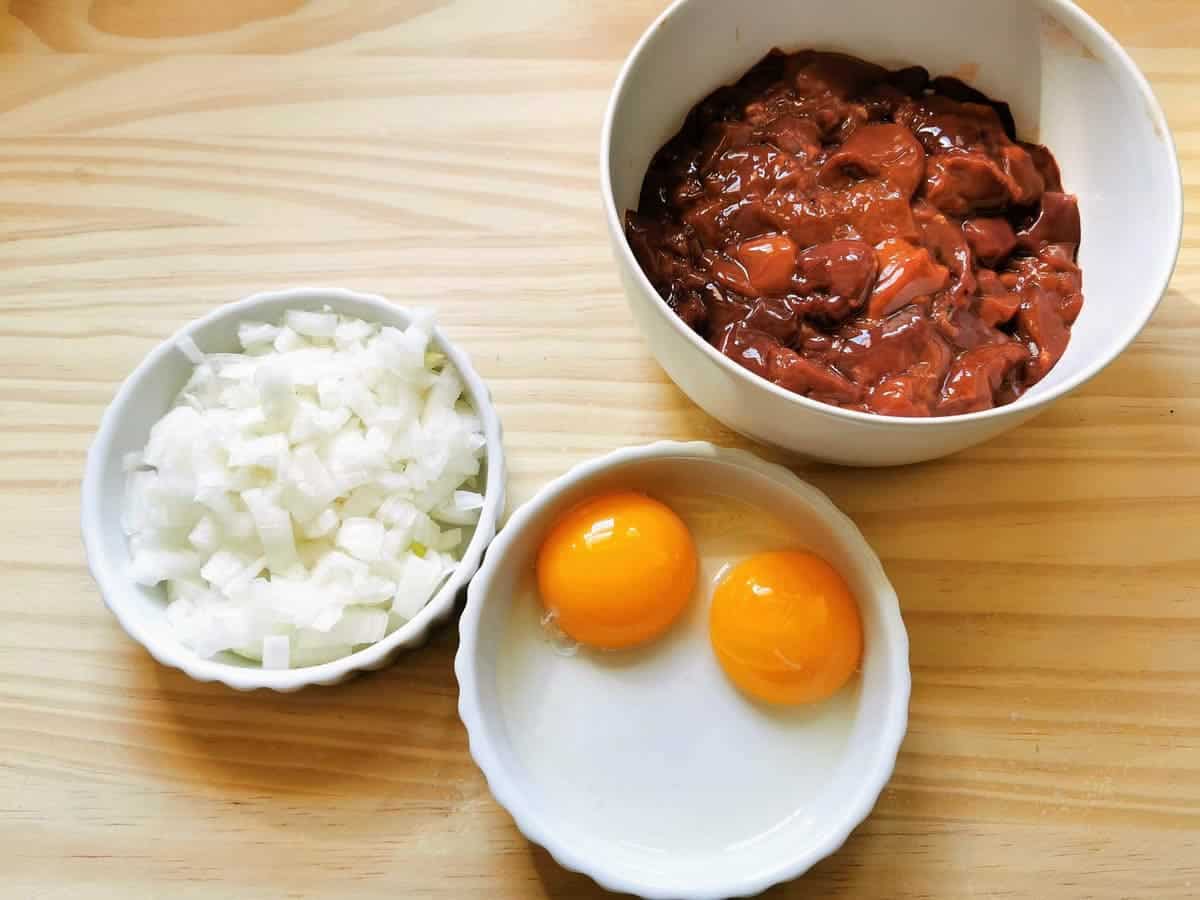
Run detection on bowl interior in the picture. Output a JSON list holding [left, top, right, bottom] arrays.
[[606, 0, 1180, 406], [462, 448, 908, 895], [85, 288, 495, 676]]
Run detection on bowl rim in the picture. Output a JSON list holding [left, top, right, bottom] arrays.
[[455, 440, 911, 899], [81, 285, 506, 692], [600, 0, 1184, 430]]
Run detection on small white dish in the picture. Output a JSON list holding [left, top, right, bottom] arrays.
[[81, 286, 506, 692], [456, 441, 909, 899], [602, 0, 1183, 465]]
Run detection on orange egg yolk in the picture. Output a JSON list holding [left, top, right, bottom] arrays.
[[536, 491, 697, 649], [709, 550, 863, 705]]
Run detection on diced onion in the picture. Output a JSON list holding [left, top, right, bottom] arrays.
[[238, 321, 280, 348], [124, 308, 484, 668], [262, 634, 291, 669], [285, 310, 338, 338]]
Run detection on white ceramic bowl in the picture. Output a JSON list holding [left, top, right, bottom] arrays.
[[456, 441, 909, 899], [81, 287, 506, 692], [602, 0, 1183, 466]]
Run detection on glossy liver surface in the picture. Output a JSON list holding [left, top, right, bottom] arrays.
[[626, 50, 1083, 417]]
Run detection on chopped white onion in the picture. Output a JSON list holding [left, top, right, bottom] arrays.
[[391, 553, 451, 621], [273, 326, 306, 353], [242, 487, 301, 575], [255, 359, 296, 426], [124, 308, 483, 668], [433, 489, 485, 525], [187, 516, 221, 555], [336, 517, 386, 562], [228, 434, 289, 470], [285, 309, 339, 338], [298, 508, 339, 540], [262, 634, 291, 669], [238, 321, 280, 348]]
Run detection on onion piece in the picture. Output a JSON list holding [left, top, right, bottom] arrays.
[[262, 634, 291, 669], [238, 321, 280, 349], [187, 516, 221, 555], [391, 554, 451, 620], [297, 607, 388, 648], [336, 517, 386, 562], [285, 310, 338, 338], [241, 488, 300, 575], [124, 308, 485, 667]]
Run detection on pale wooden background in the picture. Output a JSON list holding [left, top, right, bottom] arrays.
[[1, 1, 1197, 898]]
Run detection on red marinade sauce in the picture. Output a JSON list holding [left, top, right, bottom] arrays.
[[624, 50, 1083, 417]]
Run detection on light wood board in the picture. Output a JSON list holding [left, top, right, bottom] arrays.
[[1, 1, 1198, 897]]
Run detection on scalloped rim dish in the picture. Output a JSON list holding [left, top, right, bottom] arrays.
[[455, 441, 910, 899], [81, 286, 506, 692]]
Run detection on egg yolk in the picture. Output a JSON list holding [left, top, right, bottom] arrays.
[[536, 491, 697, 649], [709, 550, 862, 705]]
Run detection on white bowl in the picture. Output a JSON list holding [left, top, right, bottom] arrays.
[[602, 0, 1183, 466], [81, 287, 506, 692], [455, 441, 909, 899]]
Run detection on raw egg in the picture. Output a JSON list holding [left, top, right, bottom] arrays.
[[536, 491, 697, 649], [709, 550, 862, 705]]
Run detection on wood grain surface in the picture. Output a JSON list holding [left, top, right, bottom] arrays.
[[1, 1, 1197, 897]]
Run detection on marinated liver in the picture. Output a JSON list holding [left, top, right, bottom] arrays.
[[625, 50, 1083, 417]]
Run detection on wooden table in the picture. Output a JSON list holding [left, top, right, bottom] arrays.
[[2, 2, 1197, 897]]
